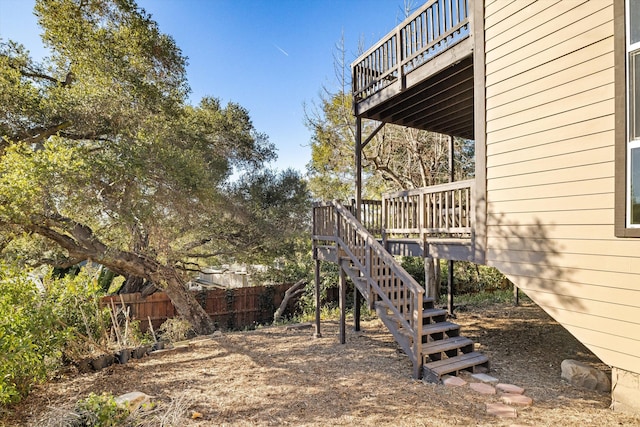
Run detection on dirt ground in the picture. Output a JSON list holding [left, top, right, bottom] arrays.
[[4, 302, 640, 426]]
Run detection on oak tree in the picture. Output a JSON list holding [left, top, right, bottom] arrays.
[[0, 0, 304, 334]]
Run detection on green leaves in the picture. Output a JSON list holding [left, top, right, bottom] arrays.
[[0, 0, 311, 335], [0, 264, 64, 405]]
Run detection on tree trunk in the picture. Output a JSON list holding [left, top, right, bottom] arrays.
[[273, 279, 306, 323], [29, 220, 217, 335], [152, 267, 216, 335], [119, 275, 146, 294]]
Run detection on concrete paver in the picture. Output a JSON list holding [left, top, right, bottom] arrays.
[[496, 383, 525, 394], [470, 382, 496, 394], [486, 402, 517, 418]]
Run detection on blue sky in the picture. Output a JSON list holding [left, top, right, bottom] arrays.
[[0, 0, 410, 173]]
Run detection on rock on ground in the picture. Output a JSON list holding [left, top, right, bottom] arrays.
[[561, 359, 610, 392]]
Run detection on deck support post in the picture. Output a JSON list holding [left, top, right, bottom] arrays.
[[339, 265, 346, 344], [353, 116, 363, 331], [447, 134, 455, 317], [447, 260, 455, 317], [354, 289, 362, 332], [424, 255, 437, 299], [314, 256, 322, 338], [355, 117, 362, 219]]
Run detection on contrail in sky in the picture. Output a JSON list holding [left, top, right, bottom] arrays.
[[274, 44, 289, 56]]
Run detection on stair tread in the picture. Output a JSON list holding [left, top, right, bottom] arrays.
[[422, 308, 447, 318], [425, 352, 488, 375], [377, 298, 432, 310], [421, 321, 460, 335], [422, 336, 473, 354]]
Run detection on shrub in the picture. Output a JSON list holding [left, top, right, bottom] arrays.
[[159, 317, 193, 343], [299, 261, 340, 316], [0, 264, 118, 407], [439, 261, 507, 294], [400, 256, 426, 288], [0, 264, 65, 405], [43, 268, 111, 359], [75, 392, 130, 426], [44, 268, 110, 345]]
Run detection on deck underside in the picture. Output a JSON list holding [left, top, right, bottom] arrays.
[[354, 39, 474, 140]]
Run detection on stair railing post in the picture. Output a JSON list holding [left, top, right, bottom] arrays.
[[419, 189, 426, 261], [333, 202, 341, 257], [447, 134, 456, 317], [396, 27, 405, 90], [381, 193, 388, 250], [413, 287, 424, 379], [366, 243, 374, 310]]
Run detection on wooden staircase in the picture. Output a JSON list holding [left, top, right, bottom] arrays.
[[313, 200, 488, 381]]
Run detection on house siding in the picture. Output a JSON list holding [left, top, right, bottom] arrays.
[[484, 0, 640, 374]]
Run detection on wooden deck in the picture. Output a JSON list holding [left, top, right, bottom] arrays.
[[352, 0, 474, 139]]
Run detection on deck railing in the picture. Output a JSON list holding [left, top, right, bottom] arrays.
[[314, 181, 474, 241], [345, 199, 383, 236], [314, 199, 384, 238], [383, 179, 474, 238], [352, 0, 470, 101]]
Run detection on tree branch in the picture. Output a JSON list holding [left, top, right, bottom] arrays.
[[274, 279, 306, 323], [22, 121, 72, 145]]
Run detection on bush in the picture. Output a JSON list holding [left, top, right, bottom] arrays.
[[43, 267, 111, 359], [0, 264, 115, 407], [400, 256, 426, 288], [440, 261, 507, 294], [400, 257, 509, 296], [159, 317, 193, 343], [0, 264, 65, 405], [75, 392, 130, 426], [296, 261, 340, 320]]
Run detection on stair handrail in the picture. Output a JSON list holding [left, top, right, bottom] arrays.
[[329, 200, 424, 363]]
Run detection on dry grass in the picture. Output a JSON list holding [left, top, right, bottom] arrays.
[[4, 302, 640, 426]]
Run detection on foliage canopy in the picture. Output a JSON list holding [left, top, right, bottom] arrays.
[[0, 0, 310, 334]]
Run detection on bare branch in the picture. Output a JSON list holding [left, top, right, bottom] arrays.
[[274, 279, 307, 323]]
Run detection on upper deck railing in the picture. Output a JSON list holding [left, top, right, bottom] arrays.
[[383, 179, 474, 239], [352, 0, 470, 102]]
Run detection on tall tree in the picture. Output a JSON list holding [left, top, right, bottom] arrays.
[[306, 88, 474, 199], [0, 0, 292, 334]]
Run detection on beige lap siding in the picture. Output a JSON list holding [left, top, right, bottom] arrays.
[[484, 0, 640, 375]]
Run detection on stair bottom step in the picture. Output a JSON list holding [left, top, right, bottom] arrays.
[[423, 352, 489, 383]]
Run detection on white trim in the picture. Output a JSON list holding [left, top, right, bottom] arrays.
[[626, 1, 640, 226]]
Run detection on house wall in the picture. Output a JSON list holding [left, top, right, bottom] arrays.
[[483, 0, 640, 378]]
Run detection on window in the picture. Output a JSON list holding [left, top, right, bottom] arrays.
[[628, 0, 640, 227], [616, 0, 640, 236]]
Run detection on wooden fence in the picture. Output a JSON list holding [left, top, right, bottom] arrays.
[[101, 284, 294, 333]]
